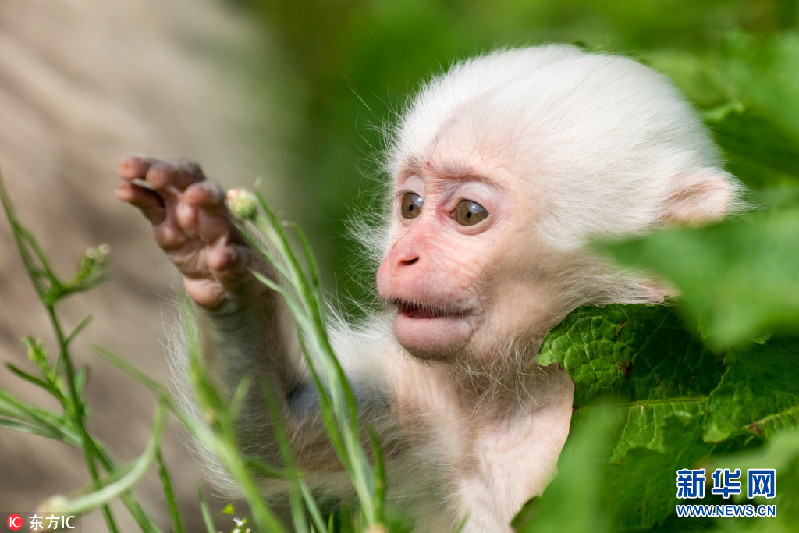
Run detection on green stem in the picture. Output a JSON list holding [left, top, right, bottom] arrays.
[[1, 174, 161, 532], [156, 449, 185, 533], [45, 304, 119, 533]]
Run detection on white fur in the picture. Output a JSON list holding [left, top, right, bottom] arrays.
[[389, 45, 742, 247]]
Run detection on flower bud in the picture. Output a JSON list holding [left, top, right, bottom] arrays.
[[227, 188, 258, 220]]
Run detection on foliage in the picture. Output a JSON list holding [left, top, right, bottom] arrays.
[[0, 174, 161, 533], [523, 303, 799, 531], [239, 189, 387, 529], [514, 29, 799, 532], [1, 171, 385, 532]]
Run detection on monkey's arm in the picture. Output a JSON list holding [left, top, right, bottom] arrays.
[[117, 156, 397, 476], [192, 287, 304, 452], [189, 300, 398, 483]]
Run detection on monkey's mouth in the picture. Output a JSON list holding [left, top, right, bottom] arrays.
[[388, 297, 475, 355], [392, 299, 467, 320]]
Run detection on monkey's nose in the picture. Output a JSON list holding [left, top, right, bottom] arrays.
[[387, 236, 422, 269]]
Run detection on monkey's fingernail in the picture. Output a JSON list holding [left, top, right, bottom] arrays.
[[131, 178, 156, 191]]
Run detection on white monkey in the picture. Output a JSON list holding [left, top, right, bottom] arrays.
[[116, 45, 742, 532]]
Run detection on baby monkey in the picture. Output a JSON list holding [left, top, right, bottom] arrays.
[[117, 45, 741, 532]]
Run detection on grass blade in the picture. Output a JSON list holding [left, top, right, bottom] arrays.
[[156, 449, 185, 533], [5, 363, 58, 397], [197, 489, 216, 533], [58, 403, 166, 518], [0, 418, 75, 441], [93, 346, 172, 398], [260, 381, 309, 533], [65, 315, 94, 347]]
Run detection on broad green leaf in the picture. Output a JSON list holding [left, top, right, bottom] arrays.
[[605, 412, 716, 530], [644, 49, 736, 111], [704, 337, 799, 441], [538, 304, 723, 406], [714, 430, 799, 532], [538, 304, 760, 529], [711, 108, 799, 190], [601, 209, 799, 348], [607, 399, 706, 462], [715, 32, 799, 145], [649, 34, 799, 192]]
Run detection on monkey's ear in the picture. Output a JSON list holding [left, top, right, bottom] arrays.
[[663, 169, 740, 224]]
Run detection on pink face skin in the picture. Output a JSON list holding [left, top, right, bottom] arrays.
[[376, 150, 567, 362]]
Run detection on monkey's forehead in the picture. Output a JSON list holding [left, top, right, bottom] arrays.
[[386, 45, 716, 181]]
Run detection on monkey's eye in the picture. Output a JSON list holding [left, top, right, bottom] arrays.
[[453, 199, 489, 226], [400, 192, 423, 219]]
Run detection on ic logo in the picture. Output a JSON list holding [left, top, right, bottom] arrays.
[[6, 514, 23, 531]]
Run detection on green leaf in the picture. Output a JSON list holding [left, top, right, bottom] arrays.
[[537, 304, 732, 529], [93, 346, 172, 399], [644, 48, 742, 122], [705, 337, 799, 441], [244, 195, 384, 524], [600, 209, 799, 348], [650, 34, 799, 192], [65, 316, 94, 347], [258, 381, 312, 533], [74, 366, 88, 395], [606, 399, 706, 462], [711, 107, 799, 190], [538, 304, 723, 407], [715, 32, 799, 148], [604, 412, 715, 530], [197, 490, 217, 533], [711, 430, 799, 532], [55, 403, 166, 518], [156, 449, 185, 533], [0, 418, 75, 442], [5, 363, 57, 396], [22, 336, 65, 399], [0, 388, 72, 436]]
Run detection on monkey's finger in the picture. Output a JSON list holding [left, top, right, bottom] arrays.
[[118, 155, 156, 180], [118, 157, 179, 219], [119, 158, 188, 250], [119, 158, 205, 237], [118, 156, 206, 191], [126, 160, 201, 248], [175, 200, 200, 240], [118, 156, 175, 213], [143, 163, 194, 208], [183, 276, 228, 310], [152, 220, 190, 252], [115, 182, 166, 225], [183, 182, 239, 245], [206, 241, 251, 291], [156, 159, 206, 191]]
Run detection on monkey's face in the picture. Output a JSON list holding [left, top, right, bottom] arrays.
[[376, 155, 561, 362]]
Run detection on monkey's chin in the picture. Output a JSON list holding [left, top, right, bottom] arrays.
[[393, 312, 473, 360]]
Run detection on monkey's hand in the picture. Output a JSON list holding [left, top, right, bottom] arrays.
[[116, 156, 263, 310]]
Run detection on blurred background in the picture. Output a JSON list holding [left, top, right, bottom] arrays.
[[1, 0, 798, 530]]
